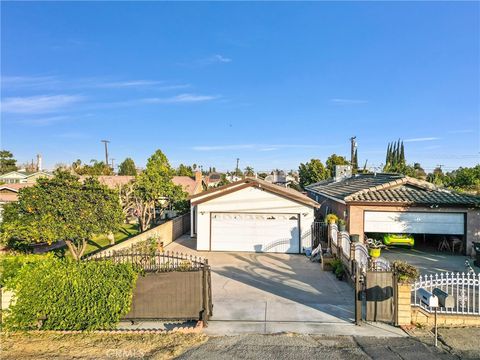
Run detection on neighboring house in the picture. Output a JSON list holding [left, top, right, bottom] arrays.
[[0, 183, 33, 220], [173, 172, 204, 196], [205, 172, 222, 188], [79, 175, 135, 190], [0, 170, 52, 184], [189, 177, 319, 254], [306, 172, 480, 255], [264, 170, 297, 187]]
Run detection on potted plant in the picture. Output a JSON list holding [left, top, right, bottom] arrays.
[[391, 260, 420, 283], [326, 213, 338, 224], [338, 219, 346, 231], [367, 238, 385, 258]]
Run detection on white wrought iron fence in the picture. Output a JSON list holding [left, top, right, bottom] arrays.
[[412, 272, 480, 315]]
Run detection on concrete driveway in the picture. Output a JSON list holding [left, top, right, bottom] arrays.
[[382, 247, 475, 275], [167, 236, 405, 337]]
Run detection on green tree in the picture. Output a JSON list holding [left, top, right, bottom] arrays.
[[0, 150, 18, 174], [118, 158, 137, 176], [244, 166, 255, 177], [325, 154, 349, 178], [298, 159, 329, 189], [72, 159, 113, 176], [128, 150, 187, 230], [0, 171, 123, 260], [384, 140, 406, 173], [176, 164, 194, 177]]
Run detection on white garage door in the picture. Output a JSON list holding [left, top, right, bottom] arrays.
[[210, 213, 300, 253], [364, 211, 465, 235]]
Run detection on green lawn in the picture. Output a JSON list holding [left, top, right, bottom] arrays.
[[84, 223, 140, 256]]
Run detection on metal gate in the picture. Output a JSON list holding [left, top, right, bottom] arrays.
[[311, 221, 328, 249]]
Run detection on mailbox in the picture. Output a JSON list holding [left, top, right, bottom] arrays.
[[433, 288, 455, 308], [417, 288, 439, 307]]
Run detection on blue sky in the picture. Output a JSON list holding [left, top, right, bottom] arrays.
[[1, 2, 479, 172]]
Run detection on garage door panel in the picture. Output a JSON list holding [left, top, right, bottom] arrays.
[[364, 211, 464, 235], [211, 213, 299, 253]]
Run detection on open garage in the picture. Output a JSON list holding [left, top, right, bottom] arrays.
[[306, 173, 480, 256]]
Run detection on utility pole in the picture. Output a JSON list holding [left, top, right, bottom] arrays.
[[101, 140, 110, 165], [236, 158, 240, 176], [111, 158, 115, 171], [350, 136, 357, 169]]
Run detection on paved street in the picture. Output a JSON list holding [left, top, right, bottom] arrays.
[[176, 334, 456, 360]]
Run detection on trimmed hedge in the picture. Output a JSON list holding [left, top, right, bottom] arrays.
[[2, 255, 138, 331]]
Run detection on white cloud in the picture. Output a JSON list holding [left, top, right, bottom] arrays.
[[1, 75, 60, 89], [330, 98, 368, 105], [1, 95, 84, 114], [142, 93, 220, 104], [212, 54, 232, 63], [15, 115, 71, 126], [403, 137, 440, 142], [193, 144, 338, 151]]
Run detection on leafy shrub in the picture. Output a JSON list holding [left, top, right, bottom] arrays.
[[2, 256, 138, 331], [392, 260, 419, 283], [334, 263, 345, 279], [330, 258, 342, 273], [0, 253, 53, 287]]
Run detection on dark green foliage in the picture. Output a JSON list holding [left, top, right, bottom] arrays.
[[325, 154, 349, 178], [2, 255, 138, 331], [72, 159, 113, 176], [176, 164, 194, 177], [118, 158, 137, 176], [0, 170, 124, 259], [392, 260, 420, 283], [0, 150, 17, 174], [384, 139, 407, 173], [299, 159, 329, 189]]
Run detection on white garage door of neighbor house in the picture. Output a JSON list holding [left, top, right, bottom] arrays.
[[364, 211, 465, 235], [210, 213, 300, 253]]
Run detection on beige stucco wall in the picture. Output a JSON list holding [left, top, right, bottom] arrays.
[[348, 204, 480, 255], [195, 186, 316, 252], [411, 306, 480, 327]]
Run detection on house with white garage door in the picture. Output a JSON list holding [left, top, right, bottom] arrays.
[[189, 177, 319, 253], [306, 172, 480, 255]]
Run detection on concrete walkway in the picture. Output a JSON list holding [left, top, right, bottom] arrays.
[[166, 236, 405, 337]]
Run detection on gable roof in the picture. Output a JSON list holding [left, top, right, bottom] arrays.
[[172, 176, 202, 196], [307, 173, 480, 207], [191, 177, 319, 208], [0, 171, 30, 179], [0, 183, 33, 192], [345, 184, 480, 207]]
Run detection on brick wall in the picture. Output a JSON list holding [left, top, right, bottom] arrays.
[[92, 213, 190, 255], [411, 306, 480, 327]]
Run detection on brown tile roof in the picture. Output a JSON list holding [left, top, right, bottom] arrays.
[[0, 183, 33, 192], [79, 176, 135, 189], [191, 177, 319, 208], [172, 176, 202, 196]]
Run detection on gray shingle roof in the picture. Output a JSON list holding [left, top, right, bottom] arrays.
[[307, 173, 405, 200], [307, 173, 480, 207], [347, 184, 480, 206]]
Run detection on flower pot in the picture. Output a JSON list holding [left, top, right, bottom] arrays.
[[369, 248, 381, 258], [339, 224, 346, 231]]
